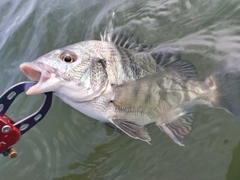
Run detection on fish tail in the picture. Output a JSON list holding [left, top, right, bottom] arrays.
[[156, 71, 240, 146], [208, 71, 240, 118]]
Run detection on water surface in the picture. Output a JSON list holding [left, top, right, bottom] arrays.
[[1, 0, 240, 179]]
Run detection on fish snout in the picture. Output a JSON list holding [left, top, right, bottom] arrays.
[[20, 62, 57, 82]]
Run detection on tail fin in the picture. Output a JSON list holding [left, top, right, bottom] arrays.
[[209, 71, 240, 118]]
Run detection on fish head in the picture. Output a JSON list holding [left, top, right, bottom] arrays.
[[20, 42, 109, 102]]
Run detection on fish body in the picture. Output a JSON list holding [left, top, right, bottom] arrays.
[[20, 27, 240, 146]]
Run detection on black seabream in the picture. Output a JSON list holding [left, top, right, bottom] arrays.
[[20, 24, 240, 146]]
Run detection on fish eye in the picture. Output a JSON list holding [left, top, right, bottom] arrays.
[[60, 52, 77, 63], [64, 55, 73, 63]]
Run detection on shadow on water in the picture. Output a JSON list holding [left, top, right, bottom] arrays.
[[226, 142, 240, 180], [53, 134, 123, 180], [54, 144, 109, 179]]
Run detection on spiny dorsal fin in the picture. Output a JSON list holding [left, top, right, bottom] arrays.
[[101, 14, 198, 80], [100, 24, 114, 43], [101, 27, 152, 52], [100, 12, 115, 42], [111, 29, 151, 52], [102, 28, 198, 79]]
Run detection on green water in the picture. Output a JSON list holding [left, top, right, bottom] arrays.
[[1, 0, 240, 179]]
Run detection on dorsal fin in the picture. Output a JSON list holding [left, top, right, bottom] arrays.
[[150, 47, 198, 80], [100, 13, 150, 52], [101, 14, 198, 80], [100, 22, 114, 43], [101, 28, 197, 79], [101, 27, 152, 52], [100, 14, 152, 53]]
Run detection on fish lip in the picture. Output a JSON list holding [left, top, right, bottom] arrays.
[[20, 62, 55, 82], [20, 62, 58, 95]]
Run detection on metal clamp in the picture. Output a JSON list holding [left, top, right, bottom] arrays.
[[0, 82, 52, 158]]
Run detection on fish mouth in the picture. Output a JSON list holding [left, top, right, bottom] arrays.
[[20, 62, 57, 95]]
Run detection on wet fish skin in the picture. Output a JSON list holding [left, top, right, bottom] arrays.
[[20, 27, 240, 146]]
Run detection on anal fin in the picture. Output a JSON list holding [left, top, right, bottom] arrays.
[[111, 119, 151, 143], [158, 111, 194, 146]]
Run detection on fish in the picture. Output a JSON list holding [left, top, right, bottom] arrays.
[[20, 24, 240, 146]]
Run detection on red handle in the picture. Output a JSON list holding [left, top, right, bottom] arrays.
[[0, 115, 21, 154]]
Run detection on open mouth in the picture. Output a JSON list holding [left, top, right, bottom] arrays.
[[20, 62, 42, 81], [20, 62, 55, 95]]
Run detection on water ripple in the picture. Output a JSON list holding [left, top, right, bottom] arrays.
[[1, 0, 240, 179]]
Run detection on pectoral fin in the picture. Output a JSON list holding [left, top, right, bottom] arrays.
[[158, 111, 194, 146], [111, 119, 151, 143]]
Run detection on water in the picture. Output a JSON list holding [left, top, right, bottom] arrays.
[[0, 0, 240, 179]]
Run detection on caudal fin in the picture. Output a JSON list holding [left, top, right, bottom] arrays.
[[209, 72, 240, 118]]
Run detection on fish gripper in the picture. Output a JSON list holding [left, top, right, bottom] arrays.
[[0, 82, 52, 158]]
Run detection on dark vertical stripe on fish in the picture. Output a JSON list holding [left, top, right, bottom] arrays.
[[145, 82, 152, 103], [133, 80, 141, 97]]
